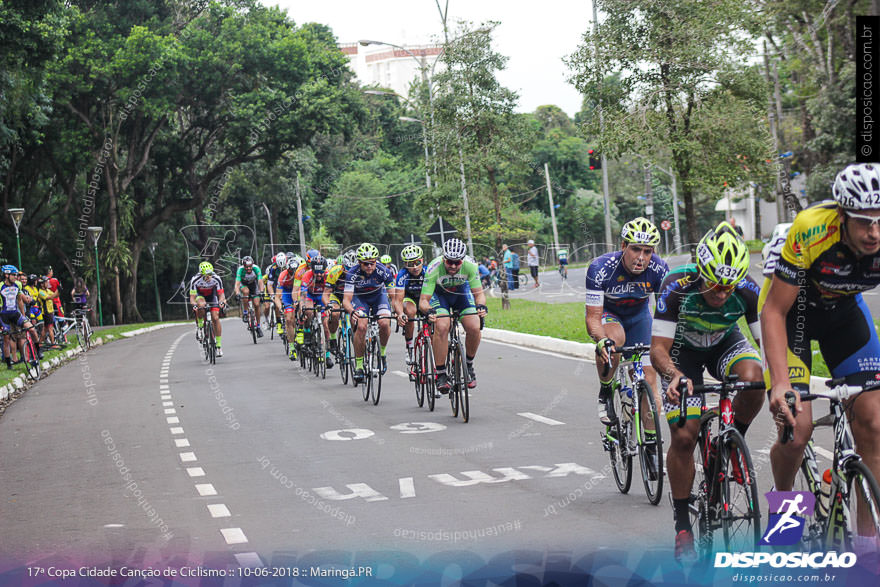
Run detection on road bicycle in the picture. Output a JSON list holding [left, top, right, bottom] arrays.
[[56, 308, 93, 352], [786, 379, 880, 552], [355, 312, 394, 405], [558, 263, 568, 280], [599, 342, 664, 505], [329, 308, 354, 386], [303, 304, 328, 379], [195, 306, 218, 364], [410, 315, 436, 411], [267, 298, 280, 341], [432, 310, 482, 423], [675, 374, 764, 558], [238, 293, 259, 344], [6, 322, 42, 381]]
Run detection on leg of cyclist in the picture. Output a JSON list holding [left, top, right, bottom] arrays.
[[326, 295, 340, 355], [402, 299, 418, 364], [251, 286, 263, 337], [586, 306, 625, 425], [428, 294, 451, 393], [376, 293, 392, 374], [350, 296, 368, 382]]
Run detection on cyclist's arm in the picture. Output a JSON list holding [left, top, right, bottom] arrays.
[[760, 277, 799, 423], [585, 304, 605, 342], [342, 290, 354, 315], [418, 267, 438, 315], [649, 335, 689, 399], [233, 279, 242, 296]]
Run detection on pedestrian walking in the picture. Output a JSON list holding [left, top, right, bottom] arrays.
[[527, 239, 540, 287]]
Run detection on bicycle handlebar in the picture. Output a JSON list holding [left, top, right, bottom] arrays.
[[675, 374, 765, 428]]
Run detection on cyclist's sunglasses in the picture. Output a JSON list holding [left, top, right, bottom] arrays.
[[405, 260, 422, 268], [359, 260, 377, 267], [444, 258, 462, 267], [845, 210, 880, 229], [705, 280, 736, 293]]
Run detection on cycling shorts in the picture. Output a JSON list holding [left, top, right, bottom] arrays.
[[280, 289, 295, 311], [0, 310, 27, 328], [662, 328, 761, 422], [430, 288, 476, 316], [602, 308, 652, 353], [559, 259, 569, 266], [403, 296, 418, 307], [42, 311, 55, 325], [328, 294, 342, 306], [352, 292, 391, 317], [302, 291, 324, 307], [769, 293, 880, 393]]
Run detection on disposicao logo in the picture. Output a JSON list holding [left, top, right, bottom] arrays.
[[760, 490, 815, 546]]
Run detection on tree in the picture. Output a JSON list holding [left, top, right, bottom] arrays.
[[568, 0, 771, 245]]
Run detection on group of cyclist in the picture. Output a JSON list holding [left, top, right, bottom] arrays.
[[189, 237, 488, 392], [0, 264, 89, 368], [587, 162, 880, 561]]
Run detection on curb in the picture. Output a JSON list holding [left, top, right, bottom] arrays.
[[481, 327, 827, 392], [0, 322, 188, 407]]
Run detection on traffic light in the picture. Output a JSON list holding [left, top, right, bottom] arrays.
[[588, 149, 601, 170]]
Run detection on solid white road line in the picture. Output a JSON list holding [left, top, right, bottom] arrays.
[[517, 412, 565, 426]]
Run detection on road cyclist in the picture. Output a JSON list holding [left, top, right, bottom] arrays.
[[390, 244, 427, 367], [381, 254, 398, 278], [233, 256, 264, 338], [342, 243, 396, 383], [299, 254, 333, 368], [263, 252, 287, 335], [418, 238, 488, 393], [323, 251, 356, 362], [189, 262, 227, 357], [650, 221, 764, 562], [762, 163, 880, 555]]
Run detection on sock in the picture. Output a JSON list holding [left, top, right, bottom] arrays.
[[673, 498, 692, 533], [734, 418, 750, 438], [405, 337, 413, 349], [356, 357, 363, 369], [330, 332, 336, 340], [215, 336, 222, 347], [197, 318, 203, 328], [466, 354, 475, 367], [435, 365, 446, 376], [380, 345, 387, 357], [645, 430, 656, 441]]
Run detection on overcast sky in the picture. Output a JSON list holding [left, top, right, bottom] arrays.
[[261, 1, 592, 116]]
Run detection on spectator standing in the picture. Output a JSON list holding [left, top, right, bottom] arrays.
[[45, 266, 63, 317], [502, 244, 514, 290], [527, 239, 540, 287], [510, 248, 520, 290]]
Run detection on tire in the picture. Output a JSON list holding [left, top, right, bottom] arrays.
[[455, 340, 469, 423], [423, 336, 436, 412], [347, 329, 357, 388], [208, 331, 216, 365], [414, 338, 425, 408], [608, 384, 633, 494], [361, 337, 371, 402], [370, 338, 382, 405], [339, 328, 350, 386], [516, 273, 528, 287], [75, 323, 87, 352], [842, 459, 880, 551], [448, 349, 459, 418], [719, 430, 762, 554], [794, 443, 824, 551], [637, 380, 664, 505], [22, 333, 41, 381], [315, 321, 326, 380], [269, 311, 275, 340], [249, 311, 257, 344], [692, 423, 715, 558]]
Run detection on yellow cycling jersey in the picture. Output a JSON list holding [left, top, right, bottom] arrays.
[[772, 201, 880, 307]]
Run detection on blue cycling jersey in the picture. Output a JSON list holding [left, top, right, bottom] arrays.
[[344, 263, 395, 298], [395, 267, 425, 299], [585, 250, 668, 316], [1, 282, 21, 313]]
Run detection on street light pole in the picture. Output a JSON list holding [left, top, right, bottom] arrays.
[[544, 163, 560, 251], [88, 226, 104, 326], [149, 242, 162, 321], [592, 3, 614, 253], [8, 208, 24, 268], [262, 202, 274, 258]]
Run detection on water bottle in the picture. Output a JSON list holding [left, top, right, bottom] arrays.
[[817, 468, 833, 518], [621, 386, 633, 421]]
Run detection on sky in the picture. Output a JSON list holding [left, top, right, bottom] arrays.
[[261, 0, 593, 116]]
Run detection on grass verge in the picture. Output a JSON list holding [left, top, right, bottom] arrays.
[[0, 321, 168, 389]]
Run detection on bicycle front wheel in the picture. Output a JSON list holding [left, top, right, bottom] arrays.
[[608, 386, 632, 494], [636, 380, 664, 505], [249, 311, 257, 344], [424, 337, 436, 412], [23, 335, 41, 381], [413, 338, 425, 408], [455, 340, 469, 423], [720, 430, 761, 553], [361, 341, 371, 402], [370, 339, 382, 405], [448, 351, 459, 418], [843, 459, 880, 551], [316, 323, 326, 380]]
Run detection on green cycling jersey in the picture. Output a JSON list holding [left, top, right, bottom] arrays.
[[420, 256, 481, 298]]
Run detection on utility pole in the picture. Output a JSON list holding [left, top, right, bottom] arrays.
[[457, 143, 475, 259], [544, 163, 560, 251], [593, 1, 614, 253], [644, 165, 654, 225], [295, 172, 306, 255]]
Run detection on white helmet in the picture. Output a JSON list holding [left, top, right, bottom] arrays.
[[442, 238, 467, 261], [833, 163, 880, 210], [274, 252, 287, 268], [287, 256, 300, 270]]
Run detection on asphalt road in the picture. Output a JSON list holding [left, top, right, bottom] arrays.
[[0, 318, 840, 578]]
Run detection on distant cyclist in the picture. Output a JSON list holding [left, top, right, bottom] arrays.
[[343, 243, 396, 382], [234, 256, 263, 338], [0, 265, 41, 369], [323, 251, 357, 355], [263, 253, 287, 334], [391, 245, 426, 365], [381, 254, 398, 278], [189, 262, 227, 357], [300, 254, 333, 367], [557, 247, 569, 279], [419, 238, 488, 391]]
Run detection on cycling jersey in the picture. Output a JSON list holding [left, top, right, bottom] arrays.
[[557, 249, 569, 265], [1, 282, 21, 313], [343, 263, 396, 298], [420, 257, 481, 297], [264, 263, 282, 286], [292, 262, 309, 288], [772, 201, 880, 307], [585, 251, 668, 317], [300, 269, 328, 296], [236, 265, 262, 287], [653, 264, 761, 350], [189, 274, 224, 303], [325, 264, 346, 298], [395, 266, 426, 301]]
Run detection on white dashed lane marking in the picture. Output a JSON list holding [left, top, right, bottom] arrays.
[[187, 467, 205, 477], [208, 504, 231, 518], [517, 412, 565, 426], [195, 484, 218, 497], [235, 553, 264, 568], [179, 452, 197, 462], [220, 528, 248, 545], [174, 438, 190, 448]]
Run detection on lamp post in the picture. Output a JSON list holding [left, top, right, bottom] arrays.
[[365, 89, 432, 190], [261, 202, 274, 258], [88, 226, 104, 326], [148, 241, 162, 322], [8, 208, 24, 268]]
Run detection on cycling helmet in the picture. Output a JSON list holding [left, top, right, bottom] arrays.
[[342, 250, 358, 268], [306, 248, 320, 262], [242, 255, 253, 266], [401, 244, 423, 262], [621, 217, 661, 247], [2, 265, 16, 275], [28, 274, 38, 283], [695, 222, 750, 286], [310, 255, 327, 273], [274, 252, 287, 268], [198, 261, 213, 275], [286, 257, 299, 270], [442, 238, 467, 261], [356, 242, 379, 261], [833, 163, 880, 210], [380, 254, 392, 264]]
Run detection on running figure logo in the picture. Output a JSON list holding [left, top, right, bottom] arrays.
[[760, 491, 816, 546]]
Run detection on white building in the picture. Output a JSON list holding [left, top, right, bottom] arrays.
[[340, 42, 443, 100]]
